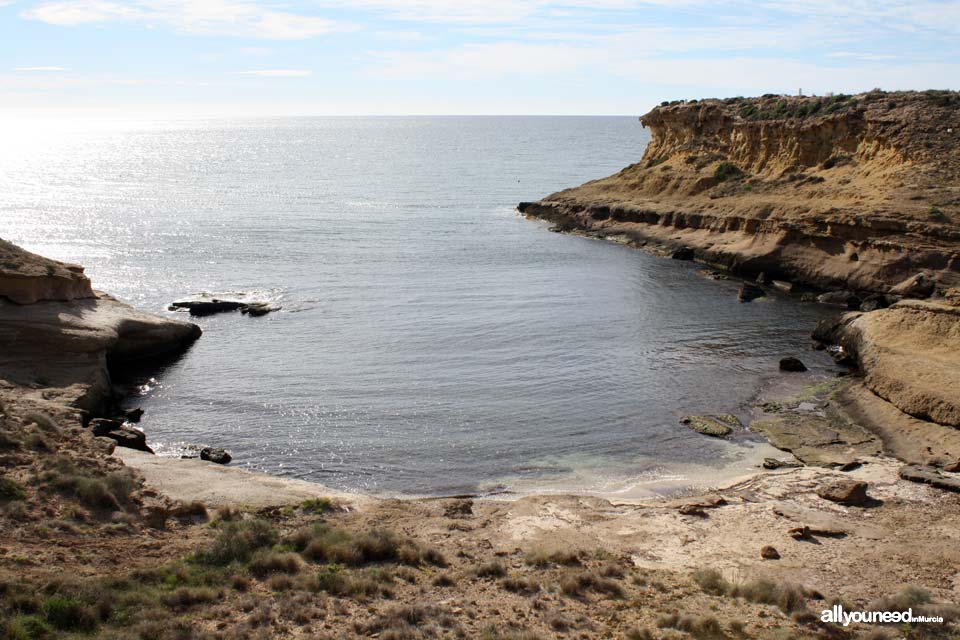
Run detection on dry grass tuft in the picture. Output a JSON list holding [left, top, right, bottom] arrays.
[[559, 571, 624, 599]]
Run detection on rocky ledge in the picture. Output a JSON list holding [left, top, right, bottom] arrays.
[[520, 90, 960, 295], [0, 239, 201, 428]]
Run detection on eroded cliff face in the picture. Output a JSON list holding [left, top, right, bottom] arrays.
[[0, 239, 201, 415], [521, 90, 960, 294], [0, 238, 95, 304]]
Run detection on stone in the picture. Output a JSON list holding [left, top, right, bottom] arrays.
[[738, 283, 765, 302], [169, 299, 246, 316], [771, 280, 794, 292], [779, 357, 807, 372], [890, 273, 935, 299], [760, 545, 780, 560], [817, 290, 859, 307], [859, 294, 890, 312], [763, 458, 802, 470], [200, 447, 232, 465], [816, 479, 868, 506], [678, 504, 708, 517], [670, 247, 695, 260], [756, 272, 769, 285], [788, 526, 811, 540], [899, 465, 960, 492], [680, 415, 734, 437], [943, 460, 960, 473], [124, 407, 145, 423]]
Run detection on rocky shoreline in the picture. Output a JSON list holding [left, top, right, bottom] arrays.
[[3, 224, 960, 637], [520, 90, 960, 296]]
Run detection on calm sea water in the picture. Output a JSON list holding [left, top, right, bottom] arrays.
[[0, 117, 834, 496]]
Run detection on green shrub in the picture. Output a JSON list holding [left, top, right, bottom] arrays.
[[290, 523, 444, 568], [196, 519, 278, 565], [930, 206, 946, 220], [160, 587, 218, 609], [714, 162, 742, 182], [0, 477, 26, 501], [301, 497, 336, 514], [1, 615, 52, 640], [41, 597, 97, 632]]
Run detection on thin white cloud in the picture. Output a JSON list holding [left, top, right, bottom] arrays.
[[237, 69, 311, 77], [13, 66, 68, 71], [22, 0, 342, 39]]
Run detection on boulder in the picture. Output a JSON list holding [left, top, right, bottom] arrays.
[[200, 447, 232, 465], [859, 294, 890, 312], [124, 407, 145, 423], [170, 296, 279, 317], [760, 545, 780, 560], [817, 291, 860, 308], [680, 415, 738, 437], [89, 418, 153, 453], [779, 357, 807, 372], [889, 273, 935, 299], [816, 479, 868, 506], [738, 283, 765, 302], [670, 247, 695, 261]]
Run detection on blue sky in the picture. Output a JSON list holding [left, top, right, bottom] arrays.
[[1, 0, 958, 116]]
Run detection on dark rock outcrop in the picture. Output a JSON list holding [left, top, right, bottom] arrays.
[[779, 357, 807, 372], [200, 447, 232, 465]]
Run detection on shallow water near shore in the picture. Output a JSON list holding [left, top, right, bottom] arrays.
[[0, 116, 836, 497]]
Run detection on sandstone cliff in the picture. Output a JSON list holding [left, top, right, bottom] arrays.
[[0, 239, 201, 418], [521, 90, 960, 294]]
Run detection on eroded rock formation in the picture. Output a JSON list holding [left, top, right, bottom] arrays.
[[520, 90, 960, 294]]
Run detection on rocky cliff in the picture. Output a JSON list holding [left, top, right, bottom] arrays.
[[0, 239, 201, 419], [520, 90, 960, 294]]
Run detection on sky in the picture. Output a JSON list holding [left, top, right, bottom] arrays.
[[1, 0, 959, 117]]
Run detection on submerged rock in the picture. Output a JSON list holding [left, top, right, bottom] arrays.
[[779, 357, 807, 372], [680, 414, 740, 437], [738, 283, 765, 302]]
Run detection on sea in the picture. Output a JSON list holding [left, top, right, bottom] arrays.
[[0, 116, 835, 497]]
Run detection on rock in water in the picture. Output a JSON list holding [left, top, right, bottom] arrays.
[[680, 415, 737, 437], [738, 283, 765, 302], [169, 299, 246, 316], [89, 418, 153, 453], [200, 447, 232, 464], [670, 247, 694, 260], [816, 479, 869, 506], [779, 357, 807, 372], [169, 294, 280, 317]]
